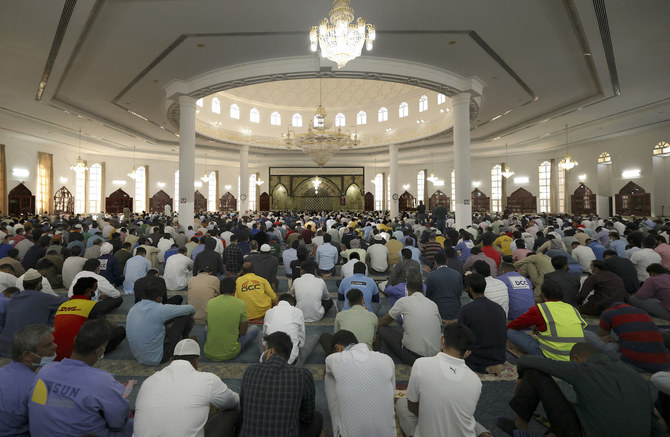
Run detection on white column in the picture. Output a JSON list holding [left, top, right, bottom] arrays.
[[452, 93, 472, 228], [239, 144, 249, 213], [178, 95, 196, 228], [389, 143, 399, 217]]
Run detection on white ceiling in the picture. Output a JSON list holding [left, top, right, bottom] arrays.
[[0, 0, 668, 167]]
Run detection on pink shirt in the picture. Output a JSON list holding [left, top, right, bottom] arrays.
[[654, 243, 670, 269], [512, 248, 532, 262]]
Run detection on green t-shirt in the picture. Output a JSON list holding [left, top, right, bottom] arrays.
[[204, 295, 247, 361], [334, 305, 378, 350]]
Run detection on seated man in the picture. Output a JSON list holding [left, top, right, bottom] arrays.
[[425, 252, 463, 322], [187, 265, 220, 324], [514, 252, 555, 292], [584, 302, 670, 372], [544, 255, 581, 306], [315, 233, 339, 277], [134, 339, 240, 437], [472, 260, 509, 318], [0, 324, 56, 436], [576, 260, 628, 316], [28, 319, 133, 436], [497, 262, 535, 320], [204, 277, 260, 361], [68, 258, 123, 316], [388, 248, 420, 286], [382, 267, 426, 314], [325, 330, 396, 437], [126, 277, 195, 366], [396, 324, 493, 437], [123, 246, 152, 295], [630, 263, 670, 320], [338, 261, 378, 312], [507, 280, 587, 361], [163, 246, 193, 291], [54, 276, 125, 361], [291, 260, 333, 322], [496, 343, 661, 437], [463, 247, 498, 278], [133, 269, 183, 305], [97, 242, 124, 286], [0, 269, 67, 357], [235, 262, 277, 321], [340, 251, 367, 279], [0, 286, 18, 331], [603, 249, 640, 295], [378, 276, 442, 365], [419, 233, 443, 269], [320, 288, 378, 353], [263, 293, 318, 367], [15, 258, 57, 295], [458, 273, 507, 373], [245, 243, 279, 291], [366, 236, 389, 273], [240, 332, 323, 437]]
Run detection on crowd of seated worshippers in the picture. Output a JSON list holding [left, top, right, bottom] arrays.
[[1, 210, 670, 435]]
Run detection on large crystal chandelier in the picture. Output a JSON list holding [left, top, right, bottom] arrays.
[[558, 124, 578, 171], [70, 130, 88, 173], [283, 80, 360, 167], [310, 0, 376, 69]]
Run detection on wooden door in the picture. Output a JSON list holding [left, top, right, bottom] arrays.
[[219, 192, 236, 211], [8, 183, 35, 216], [259, 192, 270, 211], [364, 192, 374, 211], [194, 191, 207, 213]]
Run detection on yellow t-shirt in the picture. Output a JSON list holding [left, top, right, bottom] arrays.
[[235, 273, 277, 320], [493, 235, 513, 256]]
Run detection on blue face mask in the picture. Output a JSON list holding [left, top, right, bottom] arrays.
[[32, 352, 56, 367]]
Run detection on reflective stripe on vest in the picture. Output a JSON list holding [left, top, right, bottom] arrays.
[[537, 302, 585, 359]]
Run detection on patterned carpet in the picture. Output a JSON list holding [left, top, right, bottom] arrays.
[[34, 272, 560, 436]]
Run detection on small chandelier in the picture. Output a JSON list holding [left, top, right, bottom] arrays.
[[312, 177, 322, 194], [501, 144, 515, 178], [200, 153, 210, 183], [255, 160, 265, 186], [310, 0, 376, 69], [558, 124, 578, 171], [128, 145, 138, 179], [70, 129, 88, 173], [426, 152, 439, 184]]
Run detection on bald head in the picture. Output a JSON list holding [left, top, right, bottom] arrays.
[[570, 342, 599, 363]]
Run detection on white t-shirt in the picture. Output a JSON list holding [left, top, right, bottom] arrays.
[[484, 276, 509, 317], [291, 274, 330, 322], [631, 248, 663, 282], [163, 253, 194, 290], [406, 353, 482, 437], [263, 301, 305, 364], [367, 244, 389, 272]]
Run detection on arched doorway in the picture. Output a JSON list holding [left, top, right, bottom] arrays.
[[344, 183, 363, 210], [271, 184, 290, 210], [429, 190, 449, 211], [53, 186, 74, 215], [293, 177, 341, 211], [105, 189, 132, 214], [615, 181, 650, 216], [219, 192, 236, 211], [399, 191, 416, 211], [571, 183, 596, 215]]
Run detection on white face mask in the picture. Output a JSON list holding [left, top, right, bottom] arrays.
[[259, 350, 268, 363], [31, 352, 56, 367]]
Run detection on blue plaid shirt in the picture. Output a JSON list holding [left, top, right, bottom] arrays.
[[239, 355, 316, 436]]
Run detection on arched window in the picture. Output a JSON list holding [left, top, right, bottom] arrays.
[[335, 113, 346, 127], [387, 175, 391, 210], [250, 108, 260, 123], [134, 166, 146, 213], [292, 113, 302, 127], [451, 169, 455, 203], [491, 164, 502, 212], [417, 170, 425, 204], [538, 161, 551, 212], [74, 167, 86, 214], [598, 152, 612, 164], [196, 98, 203, 107], [174, 170, 179, 213], [378, 107, 388, 122], [437, 93, 446, 105], [88, 163, 102, 213], [419, 95, 428, 112], [357, 111, 367, 125], [211, 97, 221, 114], [270, 111, 281, 126], [230, 104, 240, 119], [653, 141, 670, 157], [398, 102, 408, 118], [249, 174, 257, 210], [374, 173, 383, 210], [208, 171, 217, 211]]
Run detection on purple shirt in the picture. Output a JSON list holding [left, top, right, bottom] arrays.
[[29, 359, 132, 437], [635, 274, 670, 311], [0, 361, 35, 436], [498, 272, 535, 320]]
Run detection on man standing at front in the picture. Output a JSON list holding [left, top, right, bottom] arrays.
[[239, 331, 323, 437], [396, 324, 493, 437]]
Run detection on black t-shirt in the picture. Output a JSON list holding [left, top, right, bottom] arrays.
[[457, 297, 507, 372]]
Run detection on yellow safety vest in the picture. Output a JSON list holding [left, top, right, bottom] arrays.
[[536, 301, 587, 361]]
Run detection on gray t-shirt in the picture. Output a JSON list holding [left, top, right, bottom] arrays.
[[389, 292, 442, 357]]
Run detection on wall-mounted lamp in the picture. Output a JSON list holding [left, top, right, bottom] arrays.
[[224, 185, 232, 190], [621, 169, 641, 179], [112, 180, 127, 186], [157, 182, 166, 188], [402, 184, 410, 190], [472, 181, 481, 188], [578, 174, 587, 181], [514, 176, 530, 184], [194, 181, 203, 188], [59, 176, 69, 184], [12, 168, 29, 178]]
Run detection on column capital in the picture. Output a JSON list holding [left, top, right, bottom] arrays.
[[451, 93, 471, 107], [179, 95, 197, 109]]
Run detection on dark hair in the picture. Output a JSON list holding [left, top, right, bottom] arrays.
[[135, 246, 147, 256], [472, 260, 491, 277], [515, 239, 526, 249], [2, 286, 19, 296], [470, 246, 482, 255], [433, 252, 447, 265], [178, 246, 187, 254], [465, 272, 486, 294], [323, 233, 332, 243], [0, 263, 14, 272], [401, 248, 412, 260], [70, 245, 83, 256], [445, 246, 456, 258], [301, 260, 317, 274], [406, 267, 423, 293], [146, 269, 159, 277], [264, 331, 293, 361], [346, 288, 363, 306], [540, 279, 564, 300], [592, 260, 608, 271], [349, 252, 360, 261], [22, 277, 42, 290], [550, 255, 568, 270], [647, 263, 670, 275], [219, 277, 236, 294], [83, 258, 100, 272], [602, 250, 618, 258], [73, 319, 111, 355], [442, 323, 476, 356], [482, 234, 495, 246], [353, 261, 367, 275], [643, 236, 657, 249], [35, 258, 53, 272], [330, 329, 358, 353], [144, 277, 166, 301], [291, 240, 300, 249], [73, 276, 97, 296], [278, 293, 296, 306]]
